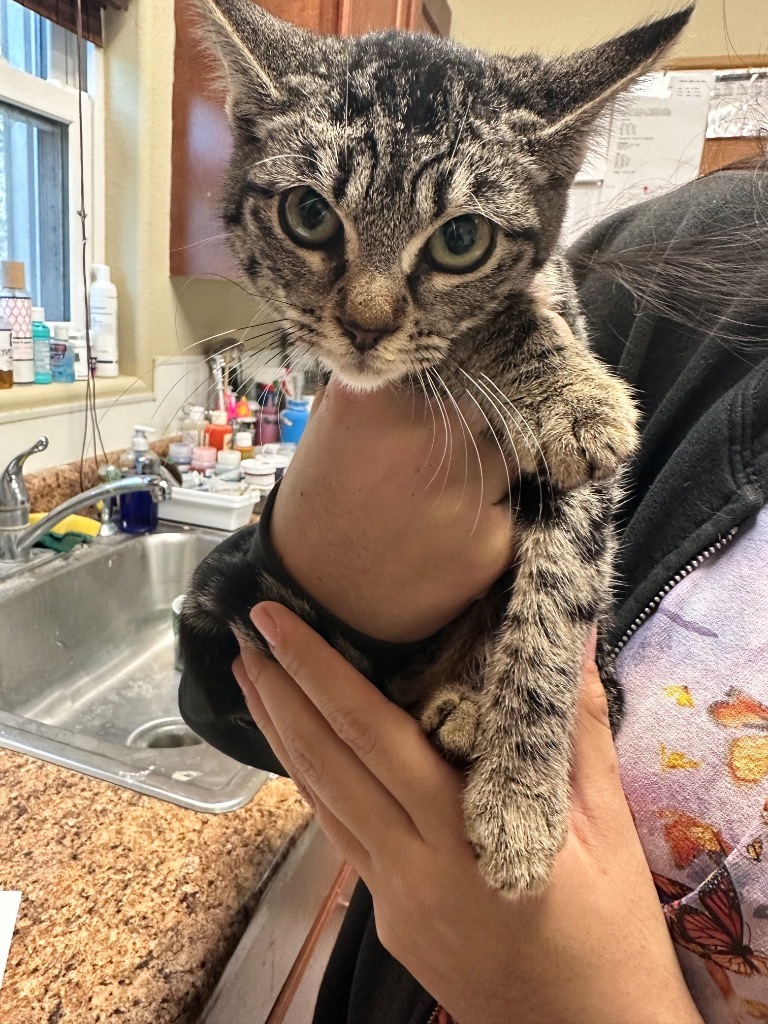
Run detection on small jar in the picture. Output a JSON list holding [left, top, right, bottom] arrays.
[[273, 443, 296, 479], [241, 455, 276, 491], [168, 441, 193, 471], [204, 421, 233, 451], [215, 448, 242, 476], [232, 430, 255, 460], [191, 445, 217, 474]]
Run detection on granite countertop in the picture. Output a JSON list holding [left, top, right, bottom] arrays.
[[25, 440, 177, 515], [0, 751, 311, 1024], [0, 449, 299, 1022]]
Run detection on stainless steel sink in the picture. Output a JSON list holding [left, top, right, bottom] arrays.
[[0, 525, 267, 812]]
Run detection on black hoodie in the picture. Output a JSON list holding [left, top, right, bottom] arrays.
[[179, 170, 768, 1022], [311, 170, 768, 1023]]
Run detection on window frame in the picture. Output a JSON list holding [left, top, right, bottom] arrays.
[[0, 25, 104, 328]]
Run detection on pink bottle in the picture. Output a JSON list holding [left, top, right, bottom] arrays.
[[257, 386, 280, 445]]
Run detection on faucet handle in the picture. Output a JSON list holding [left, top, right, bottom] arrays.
[[0, 436, 49, 525]]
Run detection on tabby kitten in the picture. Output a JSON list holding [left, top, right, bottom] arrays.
[[180, 0, 692, 895]]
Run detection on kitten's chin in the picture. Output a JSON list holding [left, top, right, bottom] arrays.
[[318, 353, 408, 393]]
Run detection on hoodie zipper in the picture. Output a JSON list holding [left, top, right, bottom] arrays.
[[610, 525, 740, 659], [422, 530, 741, 1024]]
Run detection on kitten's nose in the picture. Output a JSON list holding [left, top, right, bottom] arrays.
[[338, 318, 388, 353]]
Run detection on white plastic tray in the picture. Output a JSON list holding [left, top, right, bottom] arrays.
[[158, 487, 256, 531]]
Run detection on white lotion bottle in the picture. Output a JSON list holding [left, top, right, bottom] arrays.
[[90, 263, 119, 377]]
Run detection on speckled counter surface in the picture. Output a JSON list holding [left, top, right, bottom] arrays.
[[0, 750, 311, 1024], [25, 441, 176, 515]]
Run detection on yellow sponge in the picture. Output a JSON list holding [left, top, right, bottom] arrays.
[[29, 512, 101, 538]]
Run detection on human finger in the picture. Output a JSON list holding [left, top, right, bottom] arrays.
[[569, 630, 635, 848], [233, 651, 372, 872], [237, 635, 428, 858], [249, 603, 465, 842]]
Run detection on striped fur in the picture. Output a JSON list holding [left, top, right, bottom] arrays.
[[181, 1, 691, 894]]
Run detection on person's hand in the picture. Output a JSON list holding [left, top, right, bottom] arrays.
[[271, 378, 516, 642], [234, 605, 705, 1024]]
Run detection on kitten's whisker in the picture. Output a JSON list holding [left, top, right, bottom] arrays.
[[176, 320, 293, 355], [479, 372, 553, 487], [250, 152, 321, 171], [154, 327, 301, 434], [432, 368, 476, 518], [170, 232, 228, 254], [156, 329, 304, 438], [414, 370, 441, 478], [447, 105, 470, 168], [176, 271, 310, 318], [160, 343, 283, 434], [423, 370, 453, 497], [450, 366, 518, 528], [454, 369, 521, 531], [236, 330, 311, 403]]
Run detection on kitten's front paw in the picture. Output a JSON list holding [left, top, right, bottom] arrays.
[[420, 689, 480, 766], [543, 387, 639, 490], [463, 776, 567, 897]]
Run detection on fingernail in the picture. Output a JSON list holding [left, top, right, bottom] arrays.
[[251, 604, 279, 647]]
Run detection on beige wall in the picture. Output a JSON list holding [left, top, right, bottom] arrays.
[[450, 0, 766, 60]]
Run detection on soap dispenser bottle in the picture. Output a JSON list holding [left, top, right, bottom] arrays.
[[119, 425, 161, 534]]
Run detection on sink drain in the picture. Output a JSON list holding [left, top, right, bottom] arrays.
[[126, 718, 203, 750]]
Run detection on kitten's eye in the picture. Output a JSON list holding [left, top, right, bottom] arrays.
[[280, 187, 342, 248], [427, 215, 493, 273]]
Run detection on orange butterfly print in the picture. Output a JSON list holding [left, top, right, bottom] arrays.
[[660, 810, 733, 869], [744, 999, 768, 1021], [666, 865, 768, 976], [709, 689, 768, 729], [653, 871, 693, 903], [708, 689, 768, 784], [748, 838, 764, 863]]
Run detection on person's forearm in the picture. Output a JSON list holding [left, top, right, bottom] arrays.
[[268, 380, 515, 643]]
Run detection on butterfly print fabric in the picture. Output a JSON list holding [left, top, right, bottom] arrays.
[[616, 506, 768, 1022]]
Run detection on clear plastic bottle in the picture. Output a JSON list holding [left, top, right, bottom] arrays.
[[0, 310, 12, 390], [70, 329, 90, 381], [180, 404, 206, 446], [32, 308, 52, 385], [0, 261, 33, 384], [119, 425, 161, 534], [50, 325, 76, 383]]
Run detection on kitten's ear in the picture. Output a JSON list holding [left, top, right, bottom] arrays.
[[535, 6, 693, 181], [192, 0, 309, 122]]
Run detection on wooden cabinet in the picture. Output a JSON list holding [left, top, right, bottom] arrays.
[[170, 0, 451, 277]]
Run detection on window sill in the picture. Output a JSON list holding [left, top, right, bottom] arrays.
[[0, 375, 151, 424]]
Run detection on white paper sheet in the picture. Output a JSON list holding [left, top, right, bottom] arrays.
[[563, 72, 715, 243], [598, 72, 714, 217], [706, 70, 768, 138], [0, 891, 21, 990]]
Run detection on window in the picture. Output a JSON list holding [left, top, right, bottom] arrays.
[[0, 0, 100, 323]]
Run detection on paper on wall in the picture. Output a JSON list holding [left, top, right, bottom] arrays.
[[561, 183, 603, 247], [706, 70, 768, 138], [597, 72, 715, 219], [562, 72, 715, 244]]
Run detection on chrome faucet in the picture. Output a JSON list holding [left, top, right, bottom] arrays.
[[0, 436, 172, 563]]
